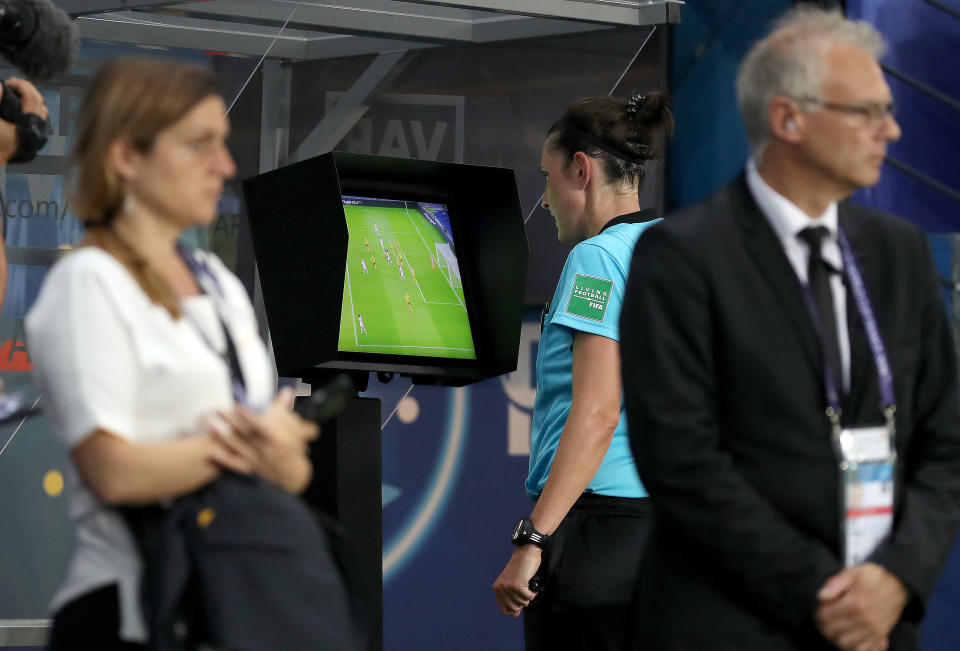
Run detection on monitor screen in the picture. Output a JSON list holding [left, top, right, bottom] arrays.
[[338, 195, 477, 360]]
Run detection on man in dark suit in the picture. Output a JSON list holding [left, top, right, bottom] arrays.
[[620, 7, 960, 651]]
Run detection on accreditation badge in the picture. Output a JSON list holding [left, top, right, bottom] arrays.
[[838, 425, 895, 567]]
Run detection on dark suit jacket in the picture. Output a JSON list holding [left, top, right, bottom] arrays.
[[620, 175, 960, 650]]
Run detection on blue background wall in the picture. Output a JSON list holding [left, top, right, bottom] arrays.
[[667, 0, 792, 209]]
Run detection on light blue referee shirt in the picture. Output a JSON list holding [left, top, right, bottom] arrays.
[[526, 209, 662, 499]]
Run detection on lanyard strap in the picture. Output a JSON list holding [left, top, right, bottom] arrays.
[[799, 226, 896, 422], [177, 243, 250, 408]]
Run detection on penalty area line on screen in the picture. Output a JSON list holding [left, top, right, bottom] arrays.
[[405, 203, 435, 262], [403, 202, 440, 303], [440, 268, 466, 311], [402, 258, 460, 306], [403, 202, 466, 311]]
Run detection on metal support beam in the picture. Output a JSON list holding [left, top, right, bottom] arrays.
[[54, 0, 187, 17], [0, 620, 50, 647], [471, 15, 609, 41], [75, 1, 667, 60], [291, 50, 415, 162], [259, 59, 292, 172], [76, 12, 438, 61], [152, 0, 477, 44], [248, 59, 293, 392], [77, 13, 310, 59], [4, 247, 65, 267], [401, 0, 683, 26], [304, 34, 436, 60], [156, 0, 612, 45]]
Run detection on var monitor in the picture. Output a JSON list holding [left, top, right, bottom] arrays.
[[339, 195, 476, 360], [243, 152, 527, 385]]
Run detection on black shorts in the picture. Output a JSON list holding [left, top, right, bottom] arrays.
[[523, 493, 653, 651]]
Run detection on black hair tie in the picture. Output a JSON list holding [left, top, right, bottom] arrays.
[[561, 119, 648, 165]]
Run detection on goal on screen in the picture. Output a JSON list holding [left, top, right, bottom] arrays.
[[435, 242, 462, 290]]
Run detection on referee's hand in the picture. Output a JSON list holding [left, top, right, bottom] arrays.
[[493, 545, 541, 617]]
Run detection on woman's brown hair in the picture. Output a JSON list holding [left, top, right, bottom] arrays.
[[546, 91, 674, 190], [68, 58, 222, 317]]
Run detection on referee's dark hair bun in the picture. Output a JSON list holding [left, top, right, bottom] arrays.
[[628, 92, 674, 134], [547, 90, 673, 188]]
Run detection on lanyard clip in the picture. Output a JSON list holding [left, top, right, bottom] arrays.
[[826, 405, 842, 439], [882, 403, 896, 423], [826, 405, 842, 426], [882, 404, 897, 455]]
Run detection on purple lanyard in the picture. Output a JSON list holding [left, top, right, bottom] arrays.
[[177, 243, 250, 408], [178, 242, 224, 295], [799, 226, 896, 425]]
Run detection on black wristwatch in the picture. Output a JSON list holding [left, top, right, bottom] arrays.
[[512, 518, 550, 549]]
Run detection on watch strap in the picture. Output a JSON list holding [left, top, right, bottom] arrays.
[[513, 517, 550, 548]]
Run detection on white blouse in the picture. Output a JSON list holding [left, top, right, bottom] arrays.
[[26, 247, 275, 642]]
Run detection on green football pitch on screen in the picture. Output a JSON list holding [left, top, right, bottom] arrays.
[[339, 197, 477, 360]]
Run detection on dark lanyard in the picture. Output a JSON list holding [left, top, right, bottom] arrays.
[[176, 243, 249, 408], [798, 226, 896, 427]]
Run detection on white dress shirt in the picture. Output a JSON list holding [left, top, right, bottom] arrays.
[[745, 159, 850, 391]]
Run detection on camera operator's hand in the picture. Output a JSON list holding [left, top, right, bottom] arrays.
[[5, 78, 48, 120], [0, 78, 48, 165]]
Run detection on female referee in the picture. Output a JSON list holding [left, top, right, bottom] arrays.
[[493, 92, 673, 650]]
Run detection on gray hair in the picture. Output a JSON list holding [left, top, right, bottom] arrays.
[[735, 6, 886, 158]]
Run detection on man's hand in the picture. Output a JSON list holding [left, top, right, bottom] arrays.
[[6, 78, 49, 120], [492, 545, 542, 617], [815, 562, 909, 651], [0, 78, 49, 165]]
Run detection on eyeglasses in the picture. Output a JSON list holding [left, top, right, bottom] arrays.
[[792, 96, 897, 127]]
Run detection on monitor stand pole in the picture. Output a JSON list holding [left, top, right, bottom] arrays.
[[300, 393, 383, 651]]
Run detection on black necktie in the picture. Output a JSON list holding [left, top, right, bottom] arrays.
[[798, 226, 844, 396]]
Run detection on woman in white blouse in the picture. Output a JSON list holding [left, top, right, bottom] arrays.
[[26, 59, 317, 650]]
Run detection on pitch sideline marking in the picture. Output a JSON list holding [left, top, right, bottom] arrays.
[[352, 343, 475, 351]]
